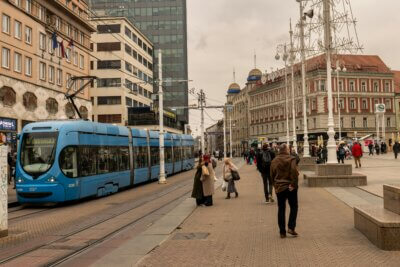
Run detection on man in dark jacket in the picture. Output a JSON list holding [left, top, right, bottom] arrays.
[[256, 143, 275, 203], [271, 143, 299, 238], [393, 141, 400, 159]]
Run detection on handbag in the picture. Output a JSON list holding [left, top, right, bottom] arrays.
[[202, 165, 209, 176], [231, 169, 240, 181]]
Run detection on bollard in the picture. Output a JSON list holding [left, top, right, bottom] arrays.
[[0, 145, 8, 237]]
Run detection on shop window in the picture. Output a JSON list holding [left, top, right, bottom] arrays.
[[23, 92, 37, 111], [46, 98, 58, 115], [0, 86, 16, 107]]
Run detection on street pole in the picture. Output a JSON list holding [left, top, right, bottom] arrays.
[[199, 89, 205, 155], [323, 0, 337, 164], [382, 113, 386, 143], [229, 116, 232, 158], [376, 113, 380, 143], [299, 0, 310, 157], [284, 50, 290, 146], [336, 63, 341, 140], [158, 49, 166, 184], [289, 20, 298, 153], [223, 107, 227, 158]]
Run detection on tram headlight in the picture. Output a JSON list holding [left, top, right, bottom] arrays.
[[47, 177, 57, 183], [16, 177, 23, 183]]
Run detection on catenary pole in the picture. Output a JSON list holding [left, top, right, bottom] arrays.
[[158, 49, 166, 184], [289, 20, 298, 153]]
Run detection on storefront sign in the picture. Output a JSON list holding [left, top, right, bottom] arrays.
[[0, 118, 17, 131]]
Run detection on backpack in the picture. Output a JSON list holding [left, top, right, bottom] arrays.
[[339, 147, 345, 156], [261, 150, 272, 168], [212, 158, 217, 169]]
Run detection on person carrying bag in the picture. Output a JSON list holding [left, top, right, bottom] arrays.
[[223, 158, 239, 199]]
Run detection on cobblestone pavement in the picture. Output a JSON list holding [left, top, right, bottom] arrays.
[[138, 162, 400, 267]]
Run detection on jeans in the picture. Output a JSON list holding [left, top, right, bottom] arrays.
[[277, 188, 298, 234], [261, 172, 273, 200], [337, 156, 344, 164]]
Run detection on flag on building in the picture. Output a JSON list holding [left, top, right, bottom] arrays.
[[52, 32, 58, 49], [59, 40, 65, 58], [67, 39, 74, 52]]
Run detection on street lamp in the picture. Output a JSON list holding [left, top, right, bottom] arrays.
[[275, 44, 290, 146], [334, 60, 347, 141], [289, 20, 298, 153]]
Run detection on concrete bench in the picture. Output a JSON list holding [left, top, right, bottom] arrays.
[[354, 184, 400, 250]]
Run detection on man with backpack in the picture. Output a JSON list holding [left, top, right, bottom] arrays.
[[337, 143, 346, 164], [256, 143, 275, 203]]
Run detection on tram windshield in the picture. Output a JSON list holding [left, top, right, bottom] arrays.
[[21, 132, 58, 176]]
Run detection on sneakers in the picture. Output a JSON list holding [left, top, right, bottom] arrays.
[[280, 233, 287, 238], [269, 195, 275, 203]]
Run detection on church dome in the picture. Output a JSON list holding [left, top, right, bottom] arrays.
[[227, 83, 241, 94], [247, 68, 262, 82]]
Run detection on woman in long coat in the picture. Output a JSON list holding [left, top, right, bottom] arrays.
[[223, 158, 239, 199], [200, 158, 215, 206], [191, 157, 204, 206]]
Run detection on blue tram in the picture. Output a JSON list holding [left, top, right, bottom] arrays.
[[15, 120, 195, 203]]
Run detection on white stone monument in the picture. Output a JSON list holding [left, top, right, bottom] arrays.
[[0, 145, 8, 237]]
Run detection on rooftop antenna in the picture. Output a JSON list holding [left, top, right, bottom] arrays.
[[254, 49, 257, 68], [233, 67, 236, 83]]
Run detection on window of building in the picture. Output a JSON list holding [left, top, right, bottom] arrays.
[[38, 5, 45, 20], [80, 32, 84, 45], [350, 99, 355, 109], [2, 14, 10, 34], [74, 29, 78, 41], [339, 98, 344, 109], [14, 20, 21, 39], [73, 51, 78, 65], [98, 114, 121, 123], [48, 65, 54, 83], [66, 47, 71, 63], [349, 81, 355, 92], [25, 26, 32, 44], [97, 24, 121, 34], [385, 99, 392, 109], [24, 56, 32, 76], [351, 117, 356, 128], [97, 96, 121, 105], [373, 81, 379, 92], [39, 32, 46, 50], [361, 81, 367, 92], [319, 80, 325, 91], [97, 42, 121, 52], [1, 47, 10, 69], [340, 117, 343, 128], [97, 78, 121, 88], [46, 98, 58, 115], [0, 86, 16, 106], [66, 24, 71, 37], [15, 0, 21, 7], [339, 80, 343, 91], [125, 26, 131, 38], [79, 54, 84, 69], [387, 117, 391, 127], [97, 60, 121, 69], [66, 73, 72, 89], [362, 99, 367, 109], [25, 0, 32, 13], [14, 52, 21, 72], [385, 81, 390, 92], [39, 62, 46, 80], [23, 92, 37, 111], [125, 61, 132, 73], [363, 117, 367, 128], [56, 68, 62, 85], [126, 97, 132, 107]]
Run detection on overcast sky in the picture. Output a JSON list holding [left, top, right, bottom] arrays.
[[186, 0, 400, 136]]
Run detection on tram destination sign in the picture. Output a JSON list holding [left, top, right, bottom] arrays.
[[0, 117, 17, 131]]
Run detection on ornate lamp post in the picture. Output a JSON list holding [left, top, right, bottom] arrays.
[[275, 44, 290, 146], [335, 60, 346, 140]]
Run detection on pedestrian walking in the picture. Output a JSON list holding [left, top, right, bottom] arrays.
[[375, 143, 380, 155], [368, 143, 374, 156], [191, 157, 205, 206], [337, 143, 346, 164], [248, 149, 255, 165], [256, 144, 275, 203], [393, 141, 400, 159], [351, 140, 363, 168], [270, 144, 299, 238], [200, 156, 215, 206], [223, 158, 239, 199], [7, 151, 13, 185], [322, 145, 328, 163]]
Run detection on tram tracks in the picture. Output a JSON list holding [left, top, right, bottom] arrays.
[[0, 178, 194, 266]]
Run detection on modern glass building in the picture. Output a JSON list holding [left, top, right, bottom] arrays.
[[89, 0, 189, 127]]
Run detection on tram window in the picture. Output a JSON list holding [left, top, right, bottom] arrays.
[[173, 147, 179, 161], [134, 146, 148, 168], [119, 147, 129, 170], [60, 146, 78, 178], [150, 147, 159, 166], [191, 147, 194, 158], [97, 147, 109, 174], [165, 147, 173, 163], [79, 146, 96, 176], [109, 146, 119, 172]]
